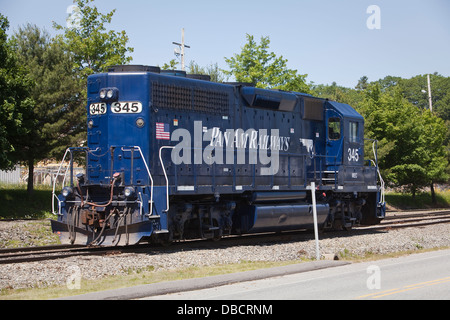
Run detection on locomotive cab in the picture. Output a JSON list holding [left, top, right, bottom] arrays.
[[322, 101, 376, 190], [322, 100, 385, 227], [325, 101, 364, 170]]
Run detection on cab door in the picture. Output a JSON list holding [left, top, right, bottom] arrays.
[[325, 109, 343, 169]]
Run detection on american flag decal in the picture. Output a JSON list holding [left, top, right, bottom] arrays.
[[156, 123, 170, 140]]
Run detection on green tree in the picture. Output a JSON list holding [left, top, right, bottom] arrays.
[[371, 74, 450, 182], [6, 0, 134, 193], [361, 84, 448, 199], [50, 0, 134, 153], [10, 24, 83, 194], [224, 34, 310, 93], [53, 0, 134, 81], [372, 75, 402, 91], [187, 61, 227, 83], [419, 110, 449, 203], [161, 59, 179, 71], [356, 76, 369, 91], [0, 14, 35, 172], [311, 82, 365, 111], [373, 73, 450, 121]]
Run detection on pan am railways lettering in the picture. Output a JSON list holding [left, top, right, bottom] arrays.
[[209, 127, 290, 152], [170, 121, 290, 175]]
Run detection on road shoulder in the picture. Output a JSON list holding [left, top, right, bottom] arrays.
[[60, 260, 350, 300]]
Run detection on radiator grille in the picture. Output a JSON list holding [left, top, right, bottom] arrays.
[[152, 81, 229, 115]]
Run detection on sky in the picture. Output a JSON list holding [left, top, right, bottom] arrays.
[[1, 0, 449, 88]]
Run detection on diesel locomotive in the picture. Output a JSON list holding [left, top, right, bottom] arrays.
[[51, 65, 386, 246]]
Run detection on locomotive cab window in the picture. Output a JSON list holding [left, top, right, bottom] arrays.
[[328, 118, 341, 140], [349, 121, 359, 143]]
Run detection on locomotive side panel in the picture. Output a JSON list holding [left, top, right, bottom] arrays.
[[149, 74, 236, 192], [150, 77, 315, 195]]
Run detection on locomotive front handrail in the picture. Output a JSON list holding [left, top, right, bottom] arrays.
[[52, 148, 70, 215], [52, 147, 90, 215], [53, 146, 155, 216], [371, 140, 385, 205], [364, 138, 385, 206]]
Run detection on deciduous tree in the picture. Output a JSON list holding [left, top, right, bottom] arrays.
[[224, 34, 310, 93], [11, 24, 82, 194], [53, 0, 134, 81], [361, 84, 448, 200], [51, 0, 134, 151], [0, 15, 35, 174]]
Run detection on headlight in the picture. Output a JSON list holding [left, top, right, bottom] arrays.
[[136, 118, 145, 128], [99, 87, 118, 101], [62, 187, 73, 198], [106, 89, 114, 99], [124, 187, 135, 198]]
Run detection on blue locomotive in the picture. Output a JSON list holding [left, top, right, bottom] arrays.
[[51, 65, 386, 246]]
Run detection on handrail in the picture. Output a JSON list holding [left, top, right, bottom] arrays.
[[166, 146, 339, 192], [120, 146, 154, 216], [53, 146, 154, 216], [52, 147, 93, 215], [52, 148, 70, 215], [134, 146, 154, 216], [365, 138, 386, 208], [371, 140, 385, 205], [52, 144, 354, 218], [159, 146, 175, 213]]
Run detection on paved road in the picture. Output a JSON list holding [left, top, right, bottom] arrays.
[[144, 249, 450, 300]]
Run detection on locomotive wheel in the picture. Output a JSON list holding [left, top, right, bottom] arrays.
[[156, 233, 173, 247], [212, 229, 222, 242], [343, 224, 353, 231]]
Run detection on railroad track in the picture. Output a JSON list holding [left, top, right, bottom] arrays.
[[0, 244, 146, 265], [356, 209, 450, 231], [384, 209, 450, 220], [1, 209, 449, 265]]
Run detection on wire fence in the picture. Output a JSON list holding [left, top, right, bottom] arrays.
[[0, 165, 84, 187]]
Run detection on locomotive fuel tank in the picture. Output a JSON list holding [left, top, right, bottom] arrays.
[[236, 203, 330, 234]]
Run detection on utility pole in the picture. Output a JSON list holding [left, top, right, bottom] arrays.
[[172, 28, 190, 71], [427, 74, 433, 113]]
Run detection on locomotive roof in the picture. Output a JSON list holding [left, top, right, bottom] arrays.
[[101, 65, 364, 121], [327, 100, 364, 121]]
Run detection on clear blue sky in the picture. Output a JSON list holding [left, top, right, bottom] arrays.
[[2, 0, 449, 88]]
